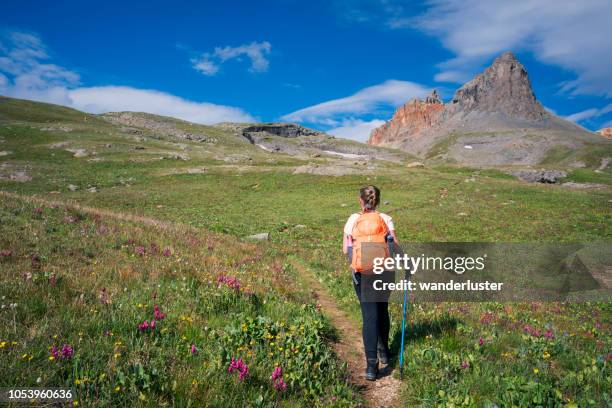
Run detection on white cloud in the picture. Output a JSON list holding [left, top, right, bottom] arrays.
[[327, 119, 386, 142], [192, 59, 219, 76], [0, 30, 255, 124], [69, 86, 254, 123], [191, 41, 271, 76], [565, 103, 612, 123], [409, 0, 612, 96], [282, 80, 429, 124]]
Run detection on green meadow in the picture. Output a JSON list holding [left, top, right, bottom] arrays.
[[1, 97, 611, 407]]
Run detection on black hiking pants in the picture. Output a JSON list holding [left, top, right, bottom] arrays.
[[352, 271, 391, 363]]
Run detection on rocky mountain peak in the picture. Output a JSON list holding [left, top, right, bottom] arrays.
[[448, 51, 547, 121], [425, 89, 442, 104]]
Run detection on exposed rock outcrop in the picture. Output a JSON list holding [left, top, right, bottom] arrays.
[[368, 90, 444, 146], [508, 169, 567, 184], [598, 128, 612, 138]]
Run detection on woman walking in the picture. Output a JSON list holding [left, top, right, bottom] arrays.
[[343, 185, 398, 381]]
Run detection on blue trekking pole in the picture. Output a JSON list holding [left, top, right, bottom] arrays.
[[387, 236, 409, 380], [398, 268, 408, 380]]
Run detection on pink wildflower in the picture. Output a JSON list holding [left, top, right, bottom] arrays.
[[154, 305, 166, 320], [460, 361, 470, 369], [228, 358, 249, 381], [135, 246, 146, 256], [191, 344, 197, 354], [150, 319, 156, 330], [138, 320, 150, 332], [478, 337, 485, 346], [217, 275, 241, 290], [274, 378, 287, 390], [34, 207, 43, 215], [162, 248, 172, 257], [49, 274, 57, 287], [61, 344, 73, 359], [0, 250, 12, 258], [271, 366, 282, 381], [480, 312, 494, 325], [271, 366, 287, 390], [544, 329, 555, 339], [523, 324, 541, 337]]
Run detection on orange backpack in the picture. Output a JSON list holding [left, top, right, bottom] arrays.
[[350, 212, 390, 273]]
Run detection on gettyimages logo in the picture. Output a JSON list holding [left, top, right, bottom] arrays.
[[373, 253, 487, 275]]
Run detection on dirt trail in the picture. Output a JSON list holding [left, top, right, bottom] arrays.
[[0, 191, 192, 232], [2, 191, 403, 406], [289, 258, 402, 408]]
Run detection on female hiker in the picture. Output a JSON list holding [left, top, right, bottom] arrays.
[[343, 185, 398, 381]]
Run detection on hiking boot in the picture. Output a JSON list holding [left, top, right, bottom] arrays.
[[378, 342, 390, 365], [365, 359, 378, 381], [378, 349, 389, 365]]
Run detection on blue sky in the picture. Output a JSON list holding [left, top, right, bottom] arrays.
[[1, 0, 611, 141]]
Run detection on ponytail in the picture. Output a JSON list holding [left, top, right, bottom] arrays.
[[360, 185, 380, 211]]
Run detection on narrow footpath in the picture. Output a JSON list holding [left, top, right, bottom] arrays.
[[289, 258, 402, 408]]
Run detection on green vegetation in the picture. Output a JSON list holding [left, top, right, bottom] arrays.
[[1, 97, 611, 406]]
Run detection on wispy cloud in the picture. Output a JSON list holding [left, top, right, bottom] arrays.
[[282, 80, 429, 124], [409, 0, 612, 97], [0, 30, 255, 124], [327, 119, 386, 142], [565, 103, 612, 123], [191, 41, 272, 76], [69, 86, 255, 123], [340, 1, 612, 97]]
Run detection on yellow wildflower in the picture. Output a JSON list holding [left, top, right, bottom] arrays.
[[533, 368, 539, 374]]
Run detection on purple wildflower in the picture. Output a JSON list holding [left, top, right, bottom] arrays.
[[61, 344, 73, 359], [162, 248, 172, 257], [460, 361, 470, 369], [228, 358, 249, 381], [271, 366, 287, 391], [154, 305, 166, 320], [50, 346, 59, 360], [271, 366, 282, 381], [217, 275, 241, 290], [274, 378, 287, 390], [135, 246, 146, 256], [478, 337, 485, 346], [0, 250, 12, 258], [523, 324, 541, 337]]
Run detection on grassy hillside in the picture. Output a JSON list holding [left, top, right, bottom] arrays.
[[1, 97, 611, 407]]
